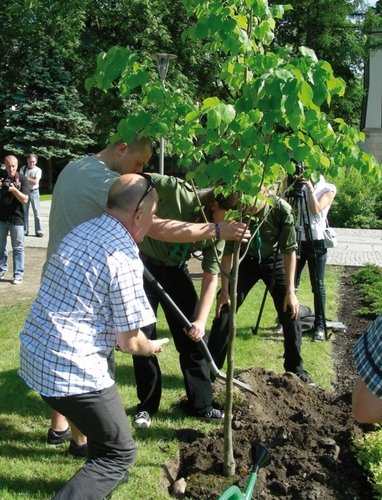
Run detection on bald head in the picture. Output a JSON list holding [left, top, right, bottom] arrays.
[[107, 174, 156, 212]]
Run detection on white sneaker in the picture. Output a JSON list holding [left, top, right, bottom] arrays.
[[12, 277, 23, 285], [0, 271, 6, 280], [134, 411, 151, 428]]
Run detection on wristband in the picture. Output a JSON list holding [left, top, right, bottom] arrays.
[[215, 223, 221, 241]]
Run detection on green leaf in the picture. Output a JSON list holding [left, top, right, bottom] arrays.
[[219, 103, 236, 125], [207, 108, 222, 129]]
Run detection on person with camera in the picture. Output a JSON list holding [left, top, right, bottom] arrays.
[[0, 155, 29, 285], [293, 174, 336, 341], [20, 153, 44, 237], [207, 188, 311, 384]]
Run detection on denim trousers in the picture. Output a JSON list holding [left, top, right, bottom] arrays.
[[0, 221, 25, 278], [133, 260, 213, 416], [295, 239, 327, 330], [43, 384, 137, 500], [208, 253, 304, 375], [23, 189, 42, 234]]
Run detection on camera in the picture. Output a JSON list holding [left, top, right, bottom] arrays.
[[2, 178, 14, 191], [287, 162, 306, 198]]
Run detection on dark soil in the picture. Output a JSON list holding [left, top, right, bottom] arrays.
[[175, 267, 376, 499]]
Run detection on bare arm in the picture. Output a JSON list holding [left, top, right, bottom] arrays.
[[116, 328, 169, 356], [352, 378, 382, 424], [148, 217, 250, 243], [282, 252, 299, 319], [186, 271, 218, 342], [303, 181, 335, 215], [8, 184, 28, 204], [27, 173, 41, 187]]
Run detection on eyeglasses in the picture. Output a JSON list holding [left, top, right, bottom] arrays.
[[135, 173, 155, 212]]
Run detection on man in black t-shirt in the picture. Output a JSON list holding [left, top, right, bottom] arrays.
[[0, 155, 29, 284]]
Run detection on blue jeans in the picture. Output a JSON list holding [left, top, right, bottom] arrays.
[[295, 239, 327, 330], [43, 384, 137, 500], [0, 222, 25, 278], [23, 189, 42, 235]]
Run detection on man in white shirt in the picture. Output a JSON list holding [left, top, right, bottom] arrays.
[[20, 153, 43, 237]]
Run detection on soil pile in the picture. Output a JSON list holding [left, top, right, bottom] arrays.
[[175, 267, 375, 499]]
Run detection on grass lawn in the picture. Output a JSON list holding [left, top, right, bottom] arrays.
[[0, 266, 341, 499]]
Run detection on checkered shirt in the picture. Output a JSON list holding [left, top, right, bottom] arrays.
[[353, 314, 382, 398], [19, 213, 156, 397]]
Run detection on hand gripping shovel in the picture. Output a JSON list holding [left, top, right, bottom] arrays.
[[218, 442, 271, 499], [143, 267, 255, 395]]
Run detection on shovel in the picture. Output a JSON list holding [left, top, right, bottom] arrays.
[[218, 442, 271, 499], [143, 267, 256, 395]]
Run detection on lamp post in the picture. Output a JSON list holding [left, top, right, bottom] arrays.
[[152, 52, 176, 175]]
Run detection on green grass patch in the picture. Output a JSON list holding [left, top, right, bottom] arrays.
[[0, 264, 379, 498]]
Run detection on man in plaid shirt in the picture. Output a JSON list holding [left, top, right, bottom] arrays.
[[19, 173, 168, 500]]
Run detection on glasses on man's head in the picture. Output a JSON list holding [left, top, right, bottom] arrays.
[[135, 173, 155, 212]]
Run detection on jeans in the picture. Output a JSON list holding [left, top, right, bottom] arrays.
[[43, 384, 137, 500], [23, 189, 42, 235], [295, 239, 327, 330], [133, 259, 213, 416], [208, 253, 304, 375], [0, 221, 25, 278]]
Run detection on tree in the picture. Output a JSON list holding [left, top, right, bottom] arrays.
[[0, 59, 94, 190], [86, 0, 379, 476]]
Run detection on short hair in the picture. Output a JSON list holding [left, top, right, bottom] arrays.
[[111, 136, 153, 154], [198, 188, 239, 222], [27, 153, 38, 161]]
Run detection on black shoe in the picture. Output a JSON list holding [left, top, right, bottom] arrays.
[[36, 233, 44, 237], [296, 371, 316, 387], [68, 439, 88, 458], [199, 408, 225, 421], [47, 427, 72, 445]]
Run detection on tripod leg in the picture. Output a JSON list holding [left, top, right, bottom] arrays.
[[251, 286, 268, 335]]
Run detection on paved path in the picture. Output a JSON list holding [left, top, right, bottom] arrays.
[[2, 200, 382, 305]]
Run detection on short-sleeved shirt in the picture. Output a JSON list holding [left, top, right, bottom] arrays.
[[19, 213, 156, 397], [20, 165, 42, 192], [139, 174, 225, 274], [353, 314, 382, 399], [0, 173, 29, 225], [46, 155, 119, 261], [224, 196, 297, 260]]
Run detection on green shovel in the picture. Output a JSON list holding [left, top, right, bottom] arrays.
[[218, 442, 271, 500]]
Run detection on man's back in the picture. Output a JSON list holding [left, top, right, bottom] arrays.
[[46, 155, 118, 260]]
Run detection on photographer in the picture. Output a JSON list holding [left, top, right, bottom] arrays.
[[0, 155, 29, 285], [293, 174, 336, 341]]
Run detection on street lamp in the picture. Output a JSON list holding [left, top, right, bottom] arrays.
[[152, 52, 176, 175]]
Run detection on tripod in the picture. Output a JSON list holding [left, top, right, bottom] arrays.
[[288, 187, 329, 340]]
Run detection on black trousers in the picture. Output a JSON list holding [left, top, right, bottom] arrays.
[[208, 253, 304, 375], [133, 260, 213, 416], [43, 384, 137, 500], [295, 239, 327, 331]]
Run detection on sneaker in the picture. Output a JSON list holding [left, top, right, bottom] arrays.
[[134, 411, 151, 428], [47, 427, 72, 445], [273, 323, 283, 335], [200, 408, 225, 421], [12, 277, 23, 285], [0, 271, 5, 280], [68, 439, 88, 458], [36, 233, 44, 237], [313, 329, 325, 342]]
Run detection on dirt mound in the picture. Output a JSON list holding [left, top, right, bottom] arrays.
[[175, 267, 375, 499]]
